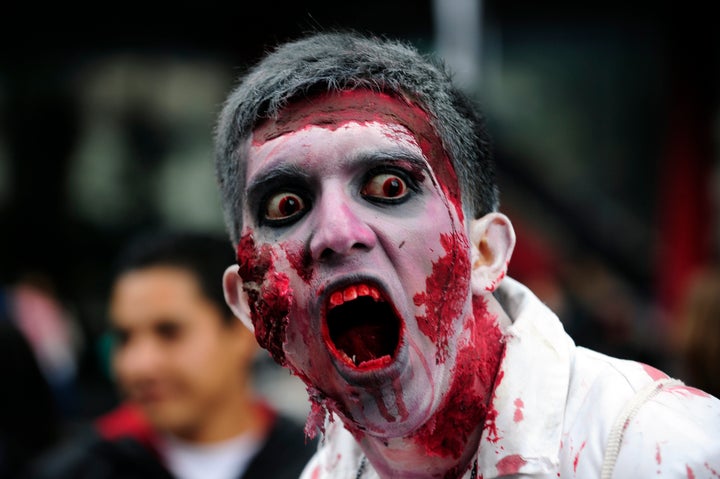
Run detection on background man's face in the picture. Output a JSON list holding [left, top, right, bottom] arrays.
[[238, 91, 475, 437], [111, 266, 251, 438]]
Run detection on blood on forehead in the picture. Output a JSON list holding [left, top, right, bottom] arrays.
[[252, 89, 462, 212]]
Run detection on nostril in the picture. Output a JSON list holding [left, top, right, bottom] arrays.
[[319, 243, 368, 261], [318, 243, 367, 261]]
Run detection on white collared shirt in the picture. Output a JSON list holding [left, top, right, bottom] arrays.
[[301, 277, 720, 478]]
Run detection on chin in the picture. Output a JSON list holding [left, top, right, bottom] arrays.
[[337, 364, 440, 440], [364, 412, 432, 439], [145, 406, 193, 435]]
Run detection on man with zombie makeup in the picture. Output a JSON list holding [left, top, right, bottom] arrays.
[[215, 33, 720, 479]]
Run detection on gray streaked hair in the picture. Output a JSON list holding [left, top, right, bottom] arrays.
[[214, 31, 497, 245]]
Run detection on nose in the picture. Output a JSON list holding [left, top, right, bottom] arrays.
[[309, 194, 377, 261]]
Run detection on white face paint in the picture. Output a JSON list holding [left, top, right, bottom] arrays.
[[234, 91, 502, 451]]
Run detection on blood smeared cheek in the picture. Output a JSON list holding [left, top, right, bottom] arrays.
[[413, 232, 471, 363], [412, 296, 505, 459], [236, 232, 293, 366], [403, 100, 473, 366], [281, 241, 326, 370], [283, 240, 314, 283]]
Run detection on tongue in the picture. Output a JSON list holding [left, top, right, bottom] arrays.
[[334, 322, 389, 366]]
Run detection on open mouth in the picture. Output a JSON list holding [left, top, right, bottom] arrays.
[[324, 283, 401, 370]]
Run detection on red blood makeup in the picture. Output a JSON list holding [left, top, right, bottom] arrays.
[[236, 232, 292, 366]]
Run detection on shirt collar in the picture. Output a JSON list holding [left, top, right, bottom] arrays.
[[475, 277, 574, 478]]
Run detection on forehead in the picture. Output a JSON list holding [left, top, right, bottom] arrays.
[[111, 267, 204, 320], [253, 90, 436, 144], [248, 121, 424, 183], [249, 90, 459, 195]]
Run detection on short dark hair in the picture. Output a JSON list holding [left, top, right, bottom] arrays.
[[113, 231, 235, 322], [215, 31, 497, 245]]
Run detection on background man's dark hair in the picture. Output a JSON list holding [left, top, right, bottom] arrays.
[[215, 31, 498, 245], [113, 231, 235, 322]]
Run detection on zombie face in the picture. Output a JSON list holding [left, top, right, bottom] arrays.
[[224, 90, 508, 442]]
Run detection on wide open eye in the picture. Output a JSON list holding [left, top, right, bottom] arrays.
[[265, 192, 306, 222], [361, 173, 409, 201]]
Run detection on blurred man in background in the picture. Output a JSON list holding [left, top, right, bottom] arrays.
[[30, 231, 315, 479]]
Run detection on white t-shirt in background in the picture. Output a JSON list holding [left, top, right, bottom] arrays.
[[161, 432, 263, 479]]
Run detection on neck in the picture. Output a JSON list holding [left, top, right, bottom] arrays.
[[356, 295, 509, 479], [358, 425, 484, 479], [176, 390, 271, 444]]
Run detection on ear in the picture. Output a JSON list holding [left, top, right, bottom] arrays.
[[469, 212, 516, 294], [223, 264, 254, 333], [228, 319, 259, 366]]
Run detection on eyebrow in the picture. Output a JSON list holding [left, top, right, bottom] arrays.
[[246, 148, 430, 202], [354, 149, 429, 172], [246, 163, 313, 204]]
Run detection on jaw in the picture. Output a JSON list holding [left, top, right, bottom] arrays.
[[305, 277, 457, 439]]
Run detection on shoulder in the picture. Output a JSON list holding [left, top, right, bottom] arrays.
[[563, 348, 720, 477], [563, 347, 666, 439], [565, 347, 674, 421], [612, 383, 720, 477], [242, 414, 319, 479], [25, 429, 171, 479], [264, 413, 319, 458], [299, 417, 367, 479], [24, 427, 99, 479]]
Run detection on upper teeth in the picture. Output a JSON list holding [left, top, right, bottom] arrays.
[[329, 284, 382, 309]]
